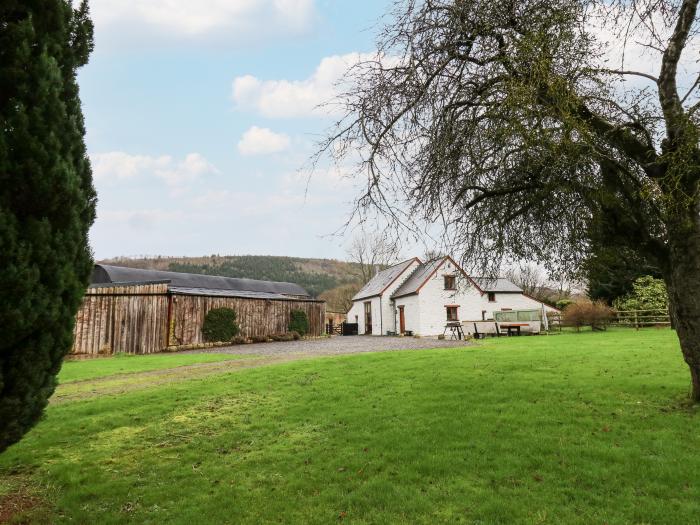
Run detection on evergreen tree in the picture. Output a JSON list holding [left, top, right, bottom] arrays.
[[0, 1, 96, 452]]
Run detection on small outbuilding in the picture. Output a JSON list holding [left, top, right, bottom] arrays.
[[72, 265, 325, 355]]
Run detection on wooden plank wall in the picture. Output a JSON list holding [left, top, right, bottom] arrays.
[[71, 285, 325, 355], [169, 295, 325, 346], [72, 283, 170, 355]]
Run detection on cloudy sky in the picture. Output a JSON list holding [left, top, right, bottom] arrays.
[[82, 0, 392, 260]]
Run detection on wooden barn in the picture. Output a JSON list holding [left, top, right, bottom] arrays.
[[71, 265, 325, 356]]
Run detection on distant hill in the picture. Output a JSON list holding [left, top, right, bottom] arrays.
[[98, 255, 363, 298]]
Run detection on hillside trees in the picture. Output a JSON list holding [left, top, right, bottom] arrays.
[[0, 1, 96, 451], [323, 0, 700, 400]]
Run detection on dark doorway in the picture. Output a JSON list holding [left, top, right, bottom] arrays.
[[364, 302, 372, 334]]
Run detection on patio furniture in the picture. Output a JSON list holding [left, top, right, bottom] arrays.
[[471, 321, 503, 338], [498, 322, 529, 336]]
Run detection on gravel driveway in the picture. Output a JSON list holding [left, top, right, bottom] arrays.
[[189, 335, 471, 357]]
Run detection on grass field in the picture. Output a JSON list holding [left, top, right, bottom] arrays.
[[59, 353, 245, 383], [1, 329, 699, 524]]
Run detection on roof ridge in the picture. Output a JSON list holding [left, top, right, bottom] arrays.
[[97, 264, 303, 287]]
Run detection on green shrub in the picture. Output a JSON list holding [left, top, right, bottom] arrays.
[[202, 308, 240, 342], [556, 298, 575, 311], [289, 310, 310, 336], [290, 331, 301, 340], [613, 275, 668, 312], [251, 335, 269, 343]]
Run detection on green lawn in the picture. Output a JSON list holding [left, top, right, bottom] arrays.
[[1, 329, 699, 524], [59, 352, 245, 383]]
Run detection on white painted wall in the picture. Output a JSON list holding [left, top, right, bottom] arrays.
[[380, 259, 421, 335], [348, 259, 421, 336], [347, 296, 382, 335], [416, 259, 484, 336], [347, 302, 362, 329], [393, 294, 421, 334], [483, 292, 559, 319]]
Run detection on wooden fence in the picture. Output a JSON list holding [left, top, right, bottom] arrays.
[[72, 284, 325, 356], [547, 309, 670, 330], [611, 309, 670, 328]]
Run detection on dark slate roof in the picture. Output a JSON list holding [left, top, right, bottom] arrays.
[[391, 258, 445, 298], [168, 286, 323, 302], [352, 258, 419, 301], [472, 277, 522, 293], [92, 264, 311, 297]]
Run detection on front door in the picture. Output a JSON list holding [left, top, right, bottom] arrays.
[[364, 302, 372, 334], [399, 306, 405, 334]]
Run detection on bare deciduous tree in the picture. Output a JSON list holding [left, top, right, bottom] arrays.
[[347, 231, 398, 284], [504, 264, 549, 297], [321, 0, 700, 400], [319, 283, 361, 313]]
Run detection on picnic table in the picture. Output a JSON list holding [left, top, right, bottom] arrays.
[[498, 323, 529, 336]]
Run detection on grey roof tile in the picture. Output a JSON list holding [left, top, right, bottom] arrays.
[[168, 287, 322, 301], [351, 259, 418, 301], [391, 258, 444, 298], [471, 278, 522, 293]]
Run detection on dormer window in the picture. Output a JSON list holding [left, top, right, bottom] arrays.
[[444, 275, 456, 290]]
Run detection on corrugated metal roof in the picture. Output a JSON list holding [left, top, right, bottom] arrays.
[[168, 286, 322, 301], [472, 278, 522, 293], [92, 264, 311, 297], [391, 258, 444, 298], [351, 259, 418, 301]]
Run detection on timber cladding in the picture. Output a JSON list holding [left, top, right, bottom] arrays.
[[71, 284, 325, 356]]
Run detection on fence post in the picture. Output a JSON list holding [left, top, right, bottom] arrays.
[[634, 311, 638, 330]]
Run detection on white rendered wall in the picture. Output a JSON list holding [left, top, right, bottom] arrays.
[[379, 259, 422, 335], [482, 293, 559, 319], [416, 259, 484, 336], [348, 296, 381, 335], [349, 259, 421, 336], [392, 294, 421, 334]]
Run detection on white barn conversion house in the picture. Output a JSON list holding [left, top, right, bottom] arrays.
[[347, 256, 559, 336]]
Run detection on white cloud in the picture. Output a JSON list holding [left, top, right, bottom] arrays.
[[237, 126, 291, 156], [89, 0, 316, 43], [232, 52, 377, 118], [192, 189, 305, 217], [154, 153, 220, 187], [91, 152, 171, 181], [98, 209, 186, 231], [91, 151, 219, 188]]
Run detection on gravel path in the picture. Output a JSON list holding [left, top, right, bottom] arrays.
[[187, 335, 471, 357]]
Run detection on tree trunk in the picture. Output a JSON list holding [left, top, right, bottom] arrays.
[[665, 212, 700, 402]]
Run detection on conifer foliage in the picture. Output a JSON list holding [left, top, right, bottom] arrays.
[[0, 1, 96, 452]]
